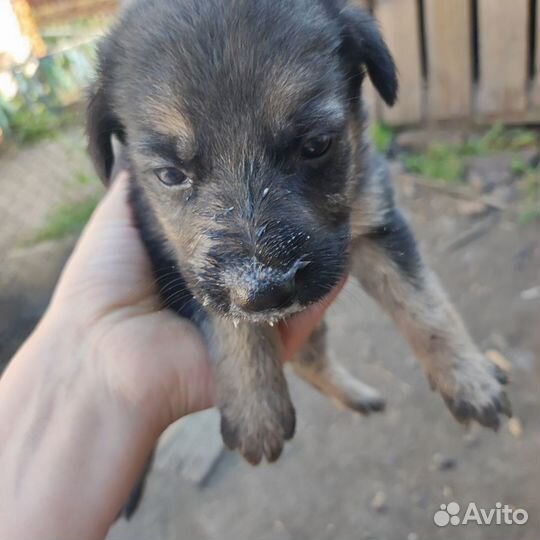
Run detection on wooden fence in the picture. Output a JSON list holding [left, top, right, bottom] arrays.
[[26, 0, 118, 26], [358, 0, 540, 126], [16, 0, 540, 126]]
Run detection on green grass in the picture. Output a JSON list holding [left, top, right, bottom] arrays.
[[371, 122, 394, 154], [462, 123, 538, 154], [510, 156, 529, 175], [0, 41, 96, 145], [1, 106, 77, 144], [31, 196, 100, 244], [404, 143, 465, 184], [517, 170, 540, 225], [402, 124, 540, 221], [403, 123, 538, 184], [74, 171, 94, 185]]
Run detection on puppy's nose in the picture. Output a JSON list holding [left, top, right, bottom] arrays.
[[230, 259, 311, 314], [232, 277, 295, 313]]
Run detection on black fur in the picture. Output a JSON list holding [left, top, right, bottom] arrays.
[[128, 182, 201, 321], [366, 209, 423, 287], [87, 0, 399, 516], [338, 5, 398, 106], [87, 84, 124, 183], [87, 0, 398, 322]]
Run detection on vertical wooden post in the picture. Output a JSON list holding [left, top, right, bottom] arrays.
[[476, 0, 529, 115], [424, 0, 472, 120], [374, 0, 423, 125], [11, 0, 47, 58], [533, 0, 540, 108]]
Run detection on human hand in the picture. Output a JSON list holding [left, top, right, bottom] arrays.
[[0, 171, 343, 540]]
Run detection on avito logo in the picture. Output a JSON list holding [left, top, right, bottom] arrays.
[[434, 502, 528, 527]]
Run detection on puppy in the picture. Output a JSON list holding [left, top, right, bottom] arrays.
[[87, 0, 511, 468]]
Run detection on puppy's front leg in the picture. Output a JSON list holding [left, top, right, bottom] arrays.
[[204, 317, 295, 464], [351, 208, 511, 429]]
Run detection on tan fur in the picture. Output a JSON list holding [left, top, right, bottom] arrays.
[[292, 321, 385, 413], [202, 316, 295, 464], [292, 147, 510, 432], [99, 20, 509, 468], [144, 97, 195, 152], [348, 238, 510, 422]]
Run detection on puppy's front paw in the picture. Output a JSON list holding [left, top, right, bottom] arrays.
[[429, 353, 512, 430], [341, 380, 386, 414], [219, 396, 296, 465]]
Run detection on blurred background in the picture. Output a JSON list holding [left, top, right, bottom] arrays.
[[0, 1, 538, 539]]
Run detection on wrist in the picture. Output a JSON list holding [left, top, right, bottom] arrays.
[[0, 309, 161, 540]]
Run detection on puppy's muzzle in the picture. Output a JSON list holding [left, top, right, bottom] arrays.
[[229, 259, 310, 314]]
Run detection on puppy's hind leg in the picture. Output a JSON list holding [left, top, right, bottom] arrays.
[[292, 320, 385, 414]]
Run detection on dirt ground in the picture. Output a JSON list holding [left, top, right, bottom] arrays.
[[106, 172, 539, 540], [0, 127, 100, 366], [0, 137, 538, 540], [0, 126, 101, 255]]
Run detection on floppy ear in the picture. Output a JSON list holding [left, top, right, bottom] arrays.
[[86, 81, 125, 185], [338, 5, 398, 106]]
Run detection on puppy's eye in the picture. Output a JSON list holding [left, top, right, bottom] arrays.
[[300, 135, 332, 160], [154, 168, 191, 188]]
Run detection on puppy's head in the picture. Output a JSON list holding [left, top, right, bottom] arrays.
[[88, 0, 397, 323]]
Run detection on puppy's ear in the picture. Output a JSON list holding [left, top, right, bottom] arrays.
[[338, 5, 398, 106], [86, 81, 125, 185]]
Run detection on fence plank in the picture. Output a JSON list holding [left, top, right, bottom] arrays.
[[29, 0, 117, 26], [477, 0, 529, 115], [375, 0, 423, 125], [424, 0, 471, 120], [534, 0, 540, 108]]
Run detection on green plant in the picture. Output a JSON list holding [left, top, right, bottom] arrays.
[[0, 42, 96, 144], [371, 122, 394, 154], [463, 123, 538, 155], [510, 156, 529, 175], [404, 144, 465, 184], [464, 122, 506, 154], [30, 196, 100, 244], [0, 101, 77, 143], [403, 124, 539, 184], [517, 170, 540, 225], [74, 171, 94, 185]]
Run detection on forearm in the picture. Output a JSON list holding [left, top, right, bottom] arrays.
[[0, 311, 159, 540]]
